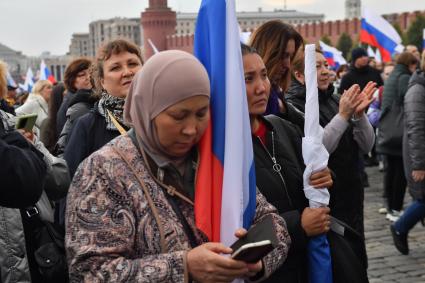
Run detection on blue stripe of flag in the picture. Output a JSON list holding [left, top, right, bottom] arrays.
[[194, 0, 226, 165]]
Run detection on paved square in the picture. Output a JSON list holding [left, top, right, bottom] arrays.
[[365, 167, 425, 283]]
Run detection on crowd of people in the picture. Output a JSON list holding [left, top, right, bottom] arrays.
[[1, 18, 425, 283]]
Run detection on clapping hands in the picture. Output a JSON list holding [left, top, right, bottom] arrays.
[[339, 82, 377, 120]]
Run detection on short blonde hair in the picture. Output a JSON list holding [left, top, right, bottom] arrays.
[[32, 80, 52, 96], [0, 61, 7, 99]]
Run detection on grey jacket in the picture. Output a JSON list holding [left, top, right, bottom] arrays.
[[403, 70, 425, 201], [0, 116, 70, 283]]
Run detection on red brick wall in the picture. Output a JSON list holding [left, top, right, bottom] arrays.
[[298, 10, 425, 46], [144, 10, 425, 55], [166, 34, 194, 54]]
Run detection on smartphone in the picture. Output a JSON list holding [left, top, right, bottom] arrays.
[[15, 113, 38, 131], [229, 215, 277, 263], [231, 240, 274, 263]]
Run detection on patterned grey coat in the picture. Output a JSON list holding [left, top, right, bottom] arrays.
[[65, 134, 290, 282]]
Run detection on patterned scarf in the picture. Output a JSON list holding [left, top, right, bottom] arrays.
[[97, 91, 127, 131]]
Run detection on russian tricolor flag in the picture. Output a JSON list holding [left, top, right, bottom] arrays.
[[193, 0, 256, 246], [39, 60, 56, 83], [360, 7, 404, 63], [319, 41, 347, 70]]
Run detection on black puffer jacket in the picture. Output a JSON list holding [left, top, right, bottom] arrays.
[[253, 115, 308, 283], [55, 89, 95, 156], [286, 82, 368, 267], [403, 70, 425, 201]]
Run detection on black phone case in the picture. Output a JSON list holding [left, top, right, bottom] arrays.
[[230, 215, 278, 262], [232, 242, 274, 263]]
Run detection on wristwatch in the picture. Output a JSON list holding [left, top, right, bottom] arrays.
[[351, 114, 361, 122]]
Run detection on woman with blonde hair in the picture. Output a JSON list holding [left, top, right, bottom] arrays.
[[16, 79, 52, 128]]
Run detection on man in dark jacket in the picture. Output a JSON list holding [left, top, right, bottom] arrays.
[[339, 48, 384, 93], [391, 68, 425, 255]]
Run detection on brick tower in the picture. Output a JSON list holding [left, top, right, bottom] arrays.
[[141, 0, 177, 59]]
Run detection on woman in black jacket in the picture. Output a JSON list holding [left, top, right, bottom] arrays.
[[391, 61, 425, 255], [242, 44, 333, 283], [58, 39, 143, 226], [286, 48, 375, 268], [64, 39, 143, 177]]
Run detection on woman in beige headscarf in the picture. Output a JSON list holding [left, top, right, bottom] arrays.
[[65, 50, 290, 283]]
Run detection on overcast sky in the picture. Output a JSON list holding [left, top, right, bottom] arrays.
[[0, 0, 423, 56]]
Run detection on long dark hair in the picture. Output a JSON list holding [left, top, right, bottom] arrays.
[[42, 82, 65, 152], [249, 20, 304, 92]]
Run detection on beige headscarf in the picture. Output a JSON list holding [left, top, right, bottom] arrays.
[[124, 50, 210, 167]]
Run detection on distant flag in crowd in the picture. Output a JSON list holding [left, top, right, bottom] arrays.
[[360, 7, 404, 62], [19, 68, 34, 92], [367, 46, 382, 63], [367, 46, 375, 58], [6, 70, 17, 88], [193, 0, 256, 246], [319, 41, 347, 70], [147, 39, 159, 54], [39, 60, 56, 83]]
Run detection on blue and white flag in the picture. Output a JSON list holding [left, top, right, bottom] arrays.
[[19, 68, 34, 92]]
